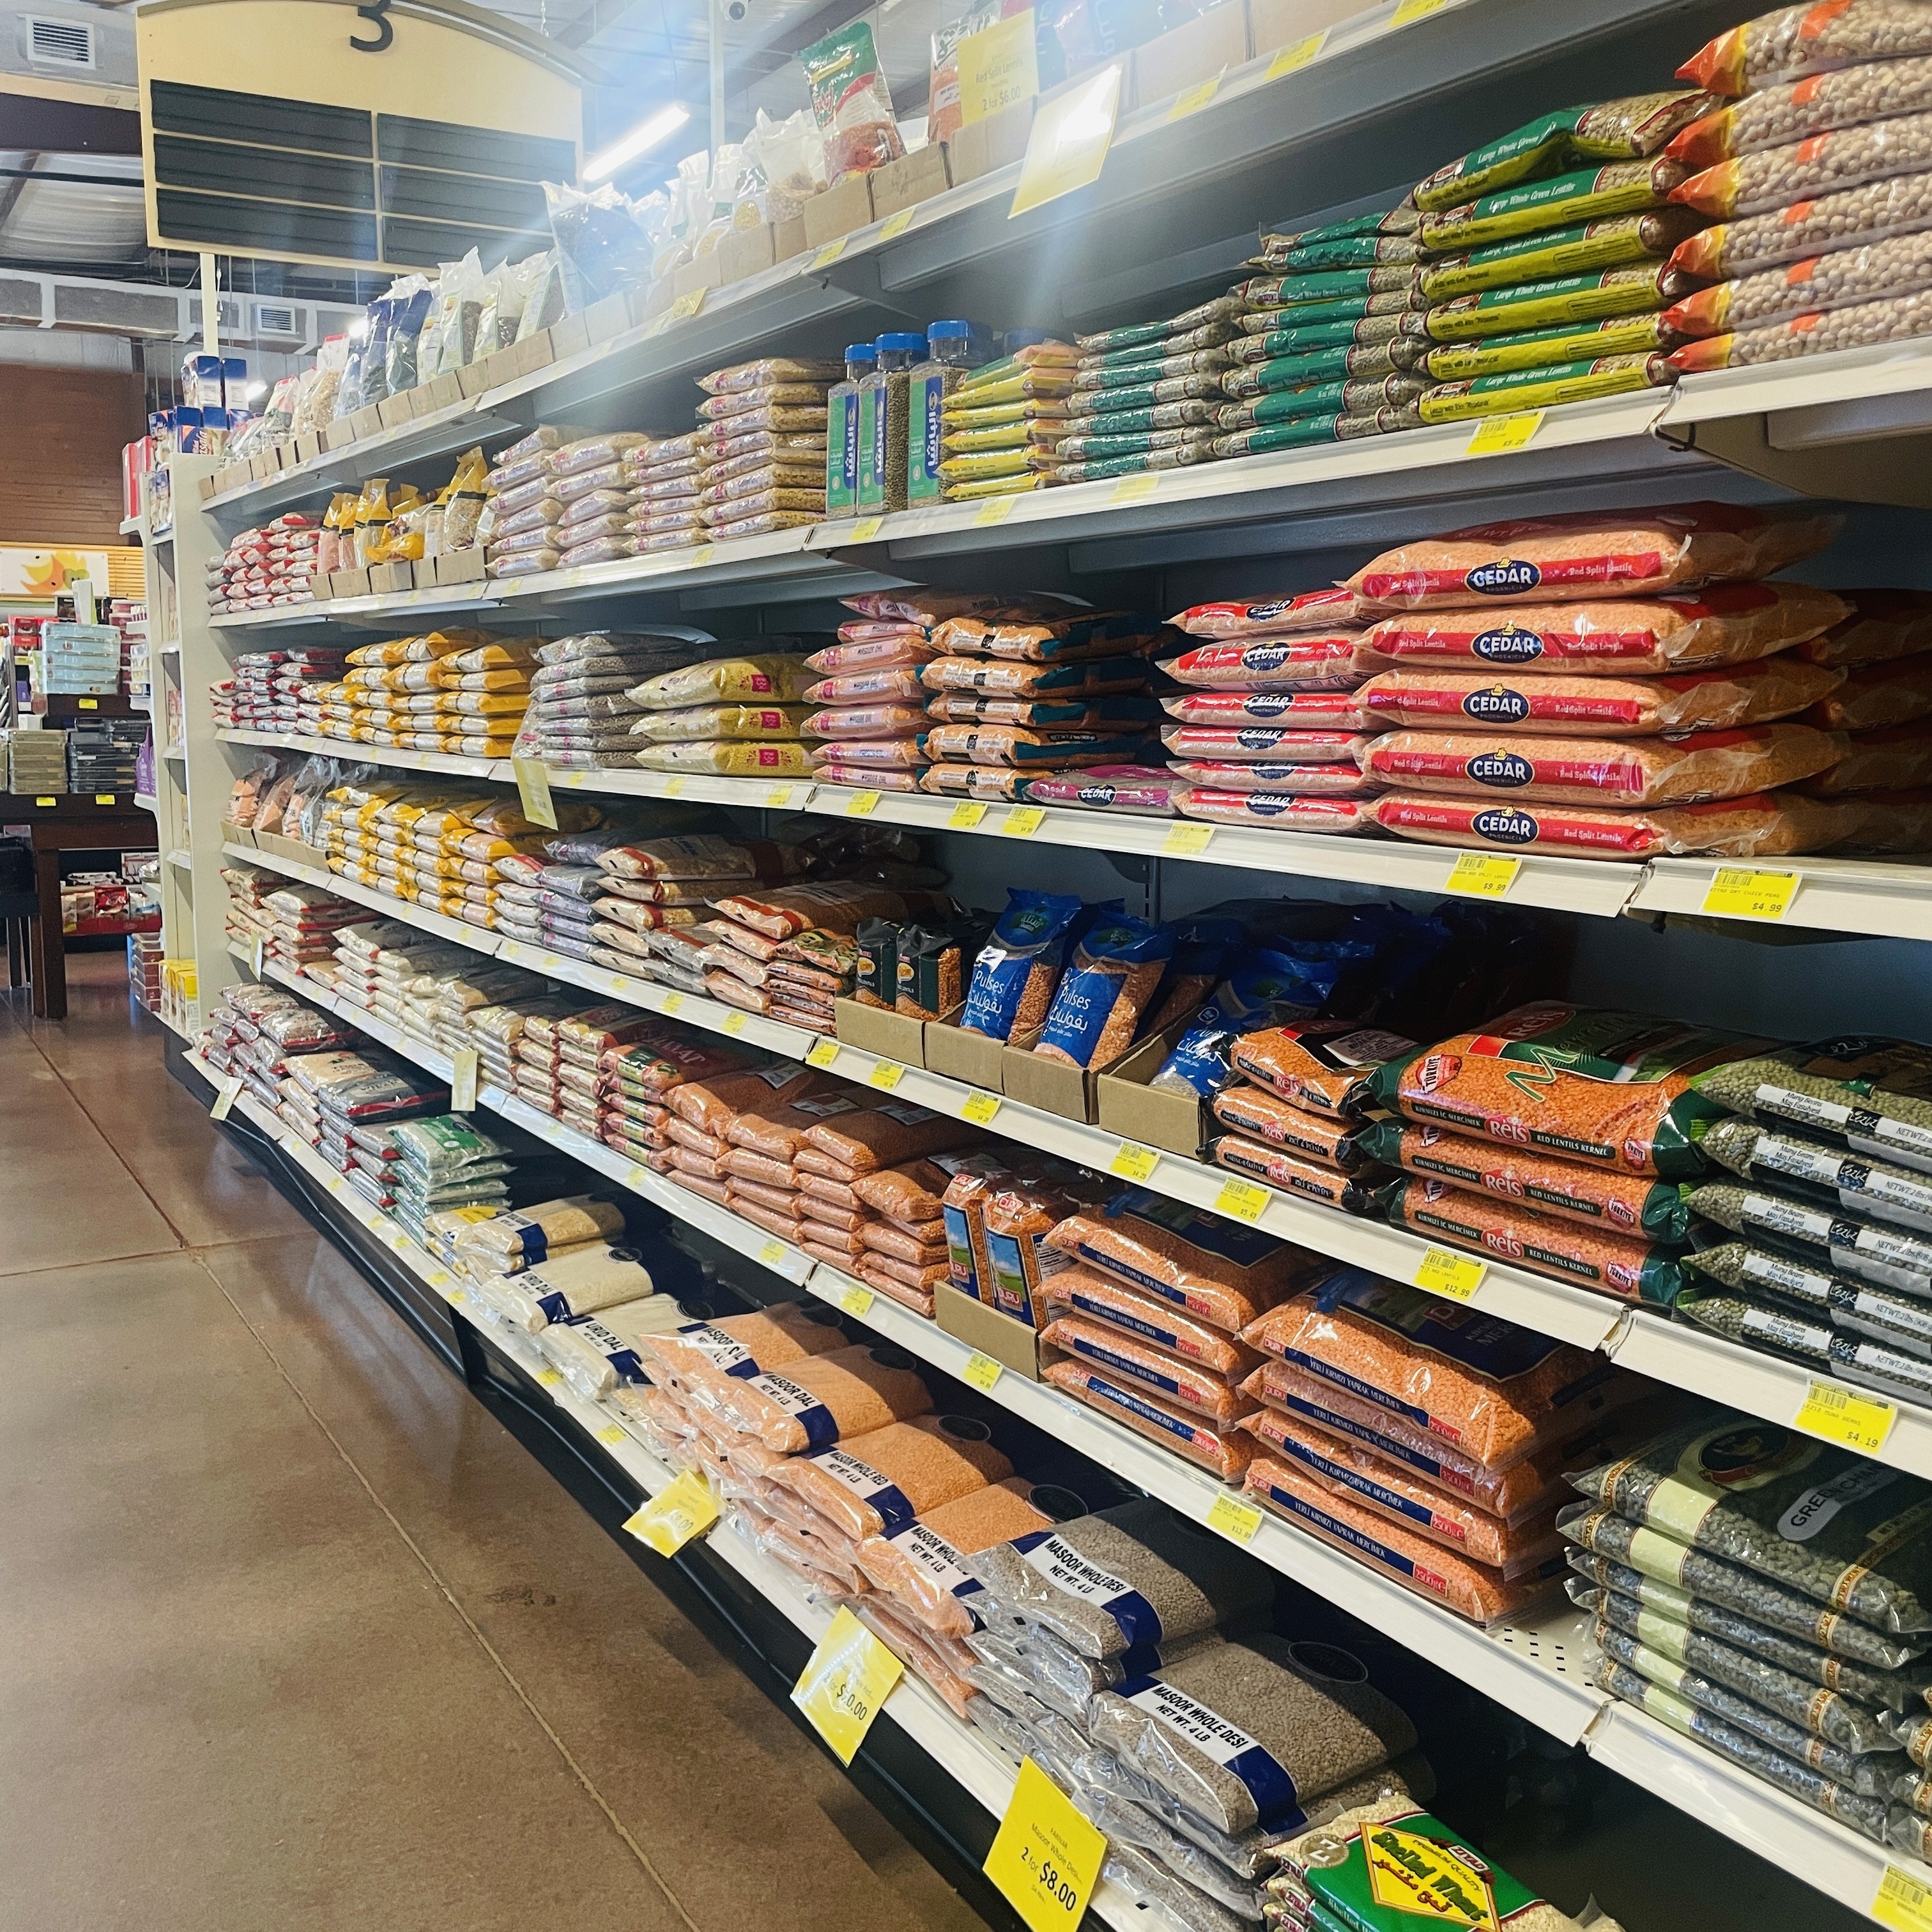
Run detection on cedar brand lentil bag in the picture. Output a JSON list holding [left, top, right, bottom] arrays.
[[1369, 1000, 1763, 1176], [1370, 788, 1846, 859]]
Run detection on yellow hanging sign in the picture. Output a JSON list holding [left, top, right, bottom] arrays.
[[791, 1606, 903, 1765], [983, 1758, 1107, 1932], [1010, 64, 1123, 219], [959, 9, 1040, 126]]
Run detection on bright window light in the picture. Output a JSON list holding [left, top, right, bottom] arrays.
[[585, 104, 692, 183]]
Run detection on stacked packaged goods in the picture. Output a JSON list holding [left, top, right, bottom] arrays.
[[625, 432, 707, 553], [258, 880, 364, 971], [935, 340, 1079, 502], [627, 648, 819, 779], [1347, 501, 1897, 859], [801, 589, 962, 790], [694, 357, 839, 540], [1242, 1271, 1651, 1622], [224, 648, 351, 732], [201, 980, 358, 1121], [595, 1027, 763, 1165], [1674, 1035, 1932, 1409], [1560, 1409, 1932, 1846], [1160, 590, 1388, 836], [1399, 91, 1714, 422], [543, 431, 654, 572], [480, 429, 597, 581], [1793, 592, 1932, 809], [220, 862, 273, 956], [335, 629, 540, 760], [206, 514, 319, 613], [516, 631, 720, 769], [1213, 206, 1432, 461], [1667, 4, 1932, 375]]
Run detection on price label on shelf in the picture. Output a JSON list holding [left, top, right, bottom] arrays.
[[1874, 1865, 1932, 1932], [764, 783, 796, 808], [847, 516, 884, 543], [963, 1351, 1005, 1392], [1162, 822, 1215, 857], [537, 1367, 564, 1388], [1445, 853, 1521, 899], [1390, 0, 1448, 25], [948, 801, 989, 829], [661, 993, 685, 1015], [757, 1239, 790, 1268], [825, 1276, 875, 1319], [846, 790, 882, 816], [450, 1047, 480, 1113], [984, 1758, 1106, 1932], [1109, 1141, 1160, 1183], [597, 1423, 629, 1448], [79, 698, 98, 711], [1414, 1247, 1487, 1303], [1266, 27, 1329, 76], [961, 1090, 1001, 1126], [878, 207, 917, 241], [1167, 72, 1222, 120], [792, 1606, 903, 1765], [1206, 1493, 1263, 1544], [868, 1061, 905, 1091], [1466, 410, 1544, 456], [209, 1076, 244, 1123], [1701, 866, 1801, 923], [1213, 1177, 1271, 1223], [662, 776, 687, 797], [691, 545, 716, 567], [249, 933, 265, 976], [93, 792, 116, 804], [806, 1037, 841, 1070], [811, 238, 848, 271], [33, 797, 54, 808], [1110, 474, 1160, 505], [624, 1470, 721, 1556], [1796, 1377, 1897, 1455], [511, 756, 558, 831], [1011, 62, 1123, 218], [721, 1011, 749, 1035], [1002, 806, 1045, 838]]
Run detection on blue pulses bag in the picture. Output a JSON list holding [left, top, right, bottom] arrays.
[[1035, 914, 1177, 1068], [1149, 947, 1351, 1098], [960, 889, 1084, 1039]]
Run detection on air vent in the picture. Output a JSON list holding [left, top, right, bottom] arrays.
[[253, 303, 300, 337], [25, 17, 95, 68]]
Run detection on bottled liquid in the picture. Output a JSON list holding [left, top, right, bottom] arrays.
[[908, 321, 979, 506], [826, 341, 875, 520], [858, 332, 925, 514]]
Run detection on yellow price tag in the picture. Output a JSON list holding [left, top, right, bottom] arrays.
[[1003, 806, 1046, 838], [450, 1046, 480, 1113], [1796, 1377, 1897, 1455], [79, 698, 98, 710], [848, 516, 884, 542], [1168, 73, 1222, 119], [791, 1606, 903, 1765], [764, 783, 795, 808], [984, 1758, 1107, 1932], [1109, 1141, 1160, 1183], [33, 797, 54, 808], [758, 1239, 790, 1266], [961, 1090, 1002, 1126], [948, 801, 989, 829], [1011, 63, 1123, 218], [691, 544, 716, 567], [879, 207, 916, 241], [1206, 1493, 1264, 1544], [1214, 1177, 1271, 1223], [1701, 866, 1802, 922], [827, 1276, 875, 1319], [1391, 0, 1448, 23], [846, 789, 881, 816], [670, 287, 705, 323], [1110, 473, 1160, 505], [511, 755, 558, 831], [974, 494, 1018, 526], [537, 1367, 564, 1388], [210, 1075, 244, 1122], [94, 792, 116, 804], [1162, 822, 1215, 857], [962, 1351, 1005, 1391], [626, 1164, 650, 1190], [1466, 410, 1545, 455], [1266, 27, 1330, 76], [1445, 853, 1522, 899], [624, 1470, 721, 1556], [1874, 1864, 1932, 1932], [249, 932, 265, 976], [661, 992, 685, 1015], [811, 239, 847, 270], [806, 1036, 841, 1070], [597, 1423, 628, 1447], [721, 1011, 749, 1034], [663, 776, 686, 797], [958, 8, 1039, 126], [1414, 1246, 1487, 1303], [868, 1060, 905, 1091]]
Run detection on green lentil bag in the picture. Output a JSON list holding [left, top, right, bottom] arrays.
[[1692, 1046, 1932, 1177], [1229, 314, 1409, 362], [1416, 350, 1674, 422], [1221, 342, 1399, 399], [1251, 201, 1421, 263], [1216, 374, 1427, 429], [1065, 399, 1221, 436], [1418, 208, 1707, 302], [1568, 1411, 1932, 1633], [1418, 311, 1680, 379], [1419, 263, 1679, 340], [1211, 408, 1419, 460], [1232, 267, 1416, 307], [1420, 157, 1691, 253]]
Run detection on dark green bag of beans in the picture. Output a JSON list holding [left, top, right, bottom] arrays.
[[1211, 408, 1417, 459], [1420, 157, 1689, 253], [1230, 313, 1407, 362], [1419, 208, 1707, 302], [1217, 373, 1427, 429], [1232, 266, 1416, 307], [1420, 310, 1678, 379], [1221, 341, 1398, 399]]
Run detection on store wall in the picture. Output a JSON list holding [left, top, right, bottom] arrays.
[[0, 364, 146, 548]]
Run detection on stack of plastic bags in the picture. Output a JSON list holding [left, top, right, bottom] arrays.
[[335, 629, 540, 760], [1054, 299, 1239, 484], [694, 357, 839, 539], [935, 340, 1078, 501], [515, 631, 719, 769], [627, 648, 818, 779], [625, 433, 707, 553], [1666, 3, 1932, 376], [206, 514, 319, 613], [224, 648, 351, 732], [199, 980, 359, 1121]]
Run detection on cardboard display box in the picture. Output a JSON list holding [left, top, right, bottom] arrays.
[[549, 312, 592, 362], [1130, 0, 1248, 107], [933, 1282, 1044, 1381], [717, 222, 776, 287], [1095, 1018, 1209, 1156], [327, 566, 371, 599], [348, 402, 384, 441], [368, 560, 413, 595], [802, 172, 875, 248], [418, 371, 464, 415], [772, 214, 809, 263], [1248, 0, 1370, 55], [924, 1017, 1008, 1093], [584, 291, 631, 344], [672, 251, 726, 302], [375, 392, 415, 431], [834, 995, 932, 1068], [947, 96, 1035, 187], [870, 144, 951, 220], [294, 431, 325, 464], [219, 817, 256, 848], [434, 546, 488, 586], [250, 830, 328, 869]]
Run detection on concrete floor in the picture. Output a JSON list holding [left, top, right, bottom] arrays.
[[0, 952, 990, 1932]]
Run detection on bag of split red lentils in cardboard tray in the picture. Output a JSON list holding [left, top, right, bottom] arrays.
[[1346, 502, 1842, 611], [1368, 1000, 1768, 1177]]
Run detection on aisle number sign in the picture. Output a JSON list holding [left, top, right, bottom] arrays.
[[792, 1607, 902, 1765], [984, 1758, 1107, 1932], [1010, 63, 1123, 218]]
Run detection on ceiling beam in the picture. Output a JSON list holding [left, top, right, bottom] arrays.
[[0, 94, 142, 155]]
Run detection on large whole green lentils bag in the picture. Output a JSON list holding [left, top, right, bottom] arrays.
[[1568, 1412, 1932, 1633], [1692, 1044, 1932, 1176]]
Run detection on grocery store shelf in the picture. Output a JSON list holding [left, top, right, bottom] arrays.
[[217, 726, 501, 781], [1633, 855, 1932, 944], [132, 792, 157, 811], [165, 849, 192, 871], [220, 840, 500, 952], [210, 585, 500, 634], [118, 515, 140, 536]]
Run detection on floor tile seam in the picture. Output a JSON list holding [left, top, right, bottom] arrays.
[[185, 1248, 705, 1932]]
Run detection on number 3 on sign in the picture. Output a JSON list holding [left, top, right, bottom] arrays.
[[985, 1758, 1107, 1932]]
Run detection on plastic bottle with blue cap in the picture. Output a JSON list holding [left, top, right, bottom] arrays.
[[827, 341, 876, 519]]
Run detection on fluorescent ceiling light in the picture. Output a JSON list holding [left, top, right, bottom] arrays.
[[584, 105, 691, 183]]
